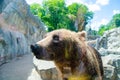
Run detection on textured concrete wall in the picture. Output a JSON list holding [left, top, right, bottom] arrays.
[[0, 0, 46, 65]]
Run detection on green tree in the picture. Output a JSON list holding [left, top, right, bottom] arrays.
[[67, 3, 93, 31], [76, 5, 93, 31], [41, 0, 70, 31], [67, 3, 80, 31], [115, 19, 120, 27], [98, 13, 120, 35], [113, 14, 120, 27], [98, 25, 107, 35], [30, 0, 93, 32], [30, 3, 45, 19]]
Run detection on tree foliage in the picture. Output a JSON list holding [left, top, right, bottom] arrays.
[[67, 3, 93, 31], [30, 0, 93, 32], [98, 13, 120, 35], [30, 3, 44, 18], [76, 5, 93, 31], [113, 14, 120, 27]]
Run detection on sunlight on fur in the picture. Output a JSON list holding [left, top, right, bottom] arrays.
[[68, 74, 91, 80]]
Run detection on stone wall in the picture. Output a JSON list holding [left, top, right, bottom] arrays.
[[0, 0, 45, 65], [98, 28, 120, 80]]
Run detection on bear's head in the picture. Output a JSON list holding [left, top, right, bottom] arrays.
[[31, 29, 87, 62]]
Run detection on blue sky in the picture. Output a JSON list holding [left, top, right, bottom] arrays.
[[26, 0, 120, 31]]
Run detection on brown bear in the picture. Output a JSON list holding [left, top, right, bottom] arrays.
[[31, 29, 103, 80]]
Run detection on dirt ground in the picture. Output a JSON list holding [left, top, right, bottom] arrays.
[[0, 54, 34, 80]]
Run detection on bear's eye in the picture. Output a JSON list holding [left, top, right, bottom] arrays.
[[52, 35, 59, 44]]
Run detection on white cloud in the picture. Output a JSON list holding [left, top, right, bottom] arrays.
[[100, 18, 109, 25], [87, 4, 101, 12], [91, 18, 109, 30], [66, 0, 101, 12], [96, 0, 109, 5], [113, 10, 120, 15], [86, 0, 110, 12], [91, 21, 100, 30], [87, 0, 110, 12], [25, 0, 42, 4]]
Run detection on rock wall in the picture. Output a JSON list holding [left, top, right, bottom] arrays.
[[0, 0, 45, 65], [85, 28, 120, 80], [98, 28, 120, 80]]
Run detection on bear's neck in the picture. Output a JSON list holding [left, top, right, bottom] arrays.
[[54, 59, 81, 73], [54, 60, 89, 79]]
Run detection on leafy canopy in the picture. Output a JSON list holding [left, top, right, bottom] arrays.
[[98, 13, 120, 35], [30, 0, 93, 32]]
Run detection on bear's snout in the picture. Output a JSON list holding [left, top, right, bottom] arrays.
[[30, 44, 43, 58], [30, 44, 52, 60]]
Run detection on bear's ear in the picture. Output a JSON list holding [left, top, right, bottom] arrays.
[[77, 31, 87, 41]]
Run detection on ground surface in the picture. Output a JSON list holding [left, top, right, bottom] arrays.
[[0, 54, 34, 80]]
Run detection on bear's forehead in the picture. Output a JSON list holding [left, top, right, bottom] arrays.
[[47, 29, 76, 37]]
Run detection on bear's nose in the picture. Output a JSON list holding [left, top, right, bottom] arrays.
[[31, 44, 39, 51], [30, 44, 42, 55]]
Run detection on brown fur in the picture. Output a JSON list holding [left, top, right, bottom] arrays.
[[31, 29, 103, 80]]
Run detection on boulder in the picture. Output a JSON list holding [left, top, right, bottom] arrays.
[[102, 54, 120, 80], [99, 28, 120, 80], [28, 57, 61, 80]]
